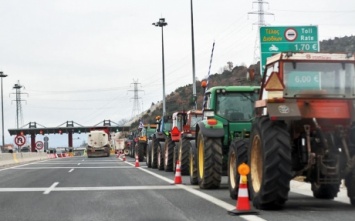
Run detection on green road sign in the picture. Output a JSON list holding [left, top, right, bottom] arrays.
[[260, 26, 319, 74]]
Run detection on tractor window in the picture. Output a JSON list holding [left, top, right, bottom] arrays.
[[284, 62, 355, 98], [216, 92, 257, 121], [190, 115, 203, 130]]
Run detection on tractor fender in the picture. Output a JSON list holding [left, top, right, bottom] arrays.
[[197, 121, 224, 138]]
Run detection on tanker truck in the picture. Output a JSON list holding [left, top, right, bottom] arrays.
[[87, 130, 111, 158]]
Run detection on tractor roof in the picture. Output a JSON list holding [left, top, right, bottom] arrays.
[[267, 52, 355, 65], [206, 85, 260, 93]]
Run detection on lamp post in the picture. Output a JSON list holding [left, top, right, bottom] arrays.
[[152, 18, 168, 117], [0, 71, 7, 152], [190, 0, 197, 109]]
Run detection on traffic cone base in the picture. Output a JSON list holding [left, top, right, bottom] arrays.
[[174, 160, 182, 184], [228, 168, 258, 216]]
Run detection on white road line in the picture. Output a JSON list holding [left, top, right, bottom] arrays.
[[43, 182, 59, 195], [9, 166, 134, 169], [82, 159, 85, 161], [68, 169, 74, 173], [124, 161, 265, 221], [0, 161, 47, 172], [0, 185, 179, 192], [77, 163, 81, 166]]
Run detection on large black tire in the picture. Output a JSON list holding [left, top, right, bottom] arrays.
[[164, 136, 175, 172], [151, 137, 158, 169], [228, 139, 248, 200], [345, 156, 355, 206], [138, 143, 145, 162], [130, 141, 136, 158], [189, 140, 198, 185], [311, 182, 339, 199], [197, 131, 223, 189], [248, 116, 292, 210], [178, 137, 191, 175], [157, 142, 165, 170], [146, 141, 152, 168]]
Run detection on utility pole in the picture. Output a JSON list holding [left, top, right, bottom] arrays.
[[11, 81, 27, 128], [128, 79, 144, 118], [248, 0, 274, 64]]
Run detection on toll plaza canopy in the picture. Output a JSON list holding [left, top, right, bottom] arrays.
[[7, 120, 130, 136], [7, 120, 131, 152]]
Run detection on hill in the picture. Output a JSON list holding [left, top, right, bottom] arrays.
[[129, 35, 355, 129]]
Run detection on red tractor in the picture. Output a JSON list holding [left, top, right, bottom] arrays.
[[243, 52, 355, 209]]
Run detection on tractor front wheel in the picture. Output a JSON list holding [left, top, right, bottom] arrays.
[[146, 141, 152, 168], [179, 137, 191, 175], [164, 137, 174, 172], [197, 131, 222, 189], [189, 140, 198, 185], [228, 139, 248, 200]]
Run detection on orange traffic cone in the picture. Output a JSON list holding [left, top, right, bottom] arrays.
[[135, 154, 140, 167], [228, 163, 258, 216], [174, 160, 182, 184]]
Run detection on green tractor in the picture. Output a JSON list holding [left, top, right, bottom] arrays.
[[136, 124, 157, 162], [148, 115, 173, 169], [192, 85, 260, 190]]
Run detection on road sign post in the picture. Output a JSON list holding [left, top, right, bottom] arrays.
[[260, 26, 319, 74]]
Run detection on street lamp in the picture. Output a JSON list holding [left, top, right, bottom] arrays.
[[190, 0, 197, 109], [152, 18, 168, 116], [0, 71, 7, 152]]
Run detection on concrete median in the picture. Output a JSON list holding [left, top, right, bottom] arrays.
[[0, 152, 48, 167]]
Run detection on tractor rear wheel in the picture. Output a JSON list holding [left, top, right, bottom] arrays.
[[189, 140, 198, 185], [248, 116, 292, 210], [146, 142, 152, 168], [197, 131, 222, 189], [164, 137, 174, 172], [228, 139, 248, 200], [345, 156, 355, 206], [311, 182, 339, 199], [151, 138, 158, 169], [157, 142, 165, 170], [138, 143, 145, 162], [179, 137, 191, 175]]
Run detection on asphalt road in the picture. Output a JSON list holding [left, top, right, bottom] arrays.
[[0, 156, 354, 221]]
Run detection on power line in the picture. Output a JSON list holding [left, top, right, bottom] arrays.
[[10, 81, 28, 128], [248, 0, 274, 64], [128, 79, 144, 118]]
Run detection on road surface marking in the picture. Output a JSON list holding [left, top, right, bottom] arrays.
[[77, 163, 81, 166], [124, 161, 265, 221], [9, 166, 135, 169], [43, 182, 59, 194], [0, 185, 179, 192], [68, 169, 74, 173]]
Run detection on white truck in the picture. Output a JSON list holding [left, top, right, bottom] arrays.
[[112, 132, 126, 154], [87, 130, 111, 158]]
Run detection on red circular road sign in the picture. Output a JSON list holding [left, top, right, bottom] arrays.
[[35, 141, 44, 150], [284, 28, 297, 41], [14, 135, 26, 147]]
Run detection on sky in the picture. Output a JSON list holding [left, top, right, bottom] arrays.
[[0, 0, 354, 148]]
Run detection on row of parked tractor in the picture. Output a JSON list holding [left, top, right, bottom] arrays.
[[127, 52, 355, 210]]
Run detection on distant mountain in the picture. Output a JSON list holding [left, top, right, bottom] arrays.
[[129, 35, 355, 129]]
